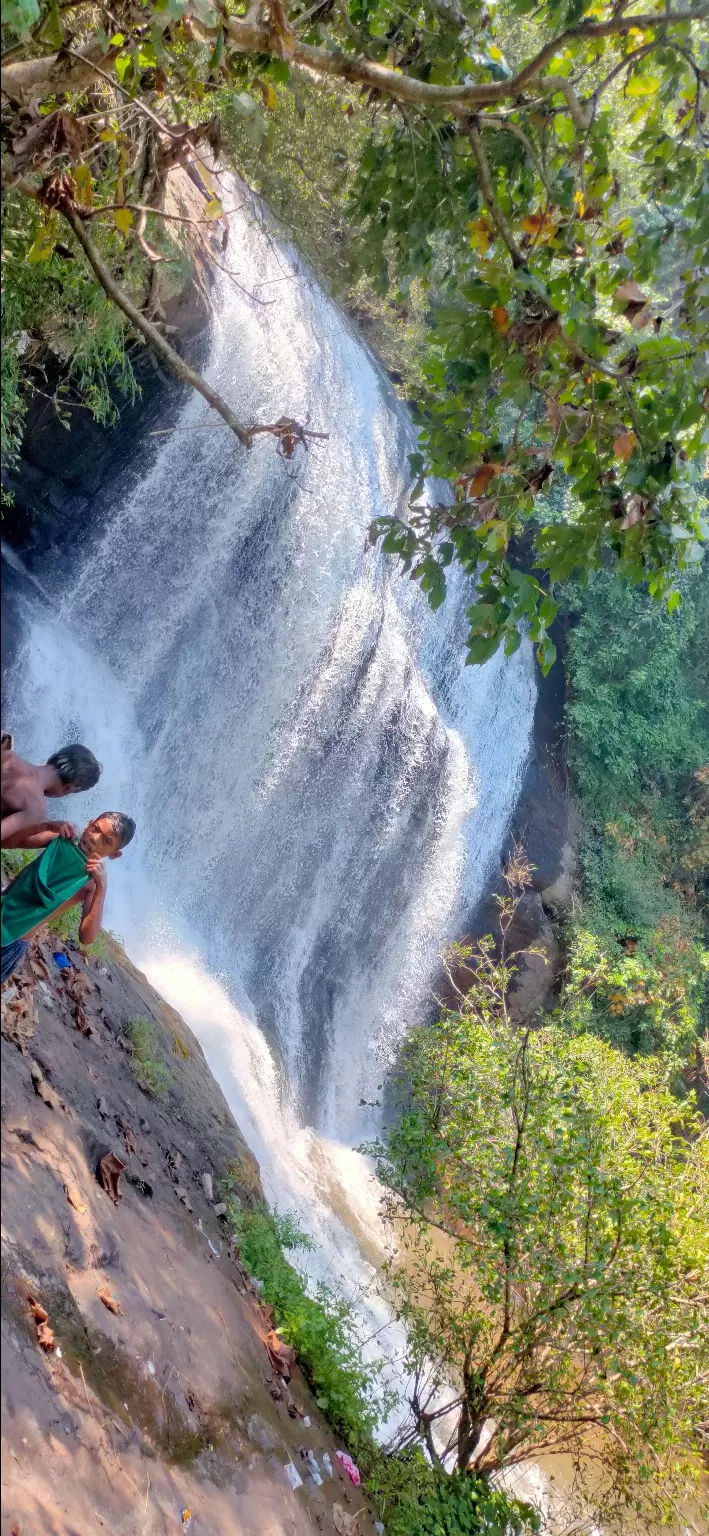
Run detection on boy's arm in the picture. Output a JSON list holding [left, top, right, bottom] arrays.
[[1, 821, 78, 850], [78, 861, 107, 946]]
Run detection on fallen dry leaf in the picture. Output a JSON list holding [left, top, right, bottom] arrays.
[[64, 1182, 88, 1214], [28, 1295, 48, 1323], [30, 1060, 65, 1110], [98, 1150, 127, 1203], [2, 985, 38, 1053], [492, 304, 510, 333], [36, 1321, 55, 1351], [98, 1286, 122, 1315], [265, 1329, 296, 1382], [333, 1505, 360, 1536], [613, 430, 637, 461], [66, 970, 92, 1001]]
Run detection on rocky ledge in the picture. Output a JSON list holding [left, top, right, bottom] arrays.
[[1, 930, 377, 1536]]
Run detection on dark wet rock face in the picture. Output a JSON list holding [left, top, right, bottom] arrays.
[[464, 614, 575, 1018], [2, 274, 211, 571]]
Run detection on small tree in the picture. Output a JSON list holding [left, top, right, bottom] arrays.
[[370, 936, 709, 1532]]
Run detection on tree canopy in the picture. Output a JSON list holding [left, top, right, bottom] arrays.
[[2, 0, 708, 662], [370, 928, 709, 1531]]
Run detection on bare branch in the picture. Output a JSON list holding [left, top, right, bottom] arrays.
[[60, 200, 252, 443]]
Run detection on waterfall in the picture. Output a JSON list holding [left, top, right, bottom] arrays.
[[4, 195, 536, 1401]]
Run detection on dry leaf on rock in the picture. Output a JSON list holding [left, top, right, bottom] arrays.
[[64, 1182, 88, 1214], [67, 970, 92, 1002], [74, 1004, 94, 1037], [333, 1504, 360, 1535], [36, 1321, 55, 1350], [30, 1059, 65, 1110], [265, 1329, 296, 1382], [2, 985, 38, 1053], [98, 1286, 122, 1315], [28, 1293, 56, 1350], [98, 1150, 126, 1203]]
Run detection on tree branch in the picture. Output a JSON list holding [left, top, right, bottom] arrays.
[[467, 120, 525, 267], [61, 202, 252, 442], [219, 7, 709, 115]]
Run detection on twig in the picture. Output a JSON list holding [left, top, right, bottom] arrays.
[[467, 119, 525, 267], [60, 200, 251, 445]]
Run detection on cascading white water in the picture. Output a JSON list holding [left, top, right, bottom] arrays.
[[4, 195, 536, 1405]]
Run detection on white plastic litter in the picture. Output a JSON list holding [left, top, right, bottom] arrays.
[[305, 1449, 322, 1485], [146, 1361, 155, 1376], [284, 1461, 303, 1491], [302, 1416, 311, 1428], [321, 1453, 333, 1479]]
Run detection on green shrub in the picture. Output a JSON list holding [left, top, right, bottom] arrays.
[[126, 1015, 172, 1097], [367, 1452, 539, 1536], [560, 572, 709, 1067], [566, 574, 708, 822], [561, 920, 708, 1066], [1, 847, 34, 879], [224, 1202, 389, 1452]]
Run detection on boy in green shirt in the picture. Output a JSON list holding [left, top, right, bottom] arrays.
[[1, 812, 135, 983]]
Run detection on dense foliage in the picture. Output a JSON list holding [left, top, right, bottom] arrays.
[[367, 1451, 540, 1536], [2, 0, 707, 657], [223, 1201, 390, 1451], [560, 571, 709, 1072], [370, 962, 709, 1532]]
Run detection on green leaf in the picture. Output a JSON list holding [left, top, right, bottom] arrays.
[[554, 115, 575, 146], [467, 633, 500, 664], [625, 74, 660, 98]]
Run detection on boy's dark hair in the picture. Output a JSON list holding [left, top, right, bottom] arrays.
[[47, 744, 102, 791], [103, 812, 136, 850]]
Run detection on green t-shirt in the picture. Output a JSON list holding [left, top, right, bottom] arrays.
[[1, 838, 89, 947]]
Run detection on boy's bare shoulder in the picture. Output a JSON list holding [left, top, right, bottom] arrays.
[[1, 753, 43, 811]]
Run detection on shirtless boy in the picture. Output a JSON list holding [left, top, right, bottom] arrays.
[[1, 739, 102, 848], [1, 812, 135, 983]]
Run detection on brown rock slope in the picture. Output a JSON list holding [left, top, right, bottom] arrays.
[[1, 933, 377, 1536]]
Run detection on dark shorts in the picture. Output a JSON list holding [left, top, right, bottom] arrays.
[[1, 939, 29, 983]]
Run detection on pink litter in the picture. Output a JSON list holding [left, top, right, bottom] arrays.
[[335, 1450, 361, 1486]]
